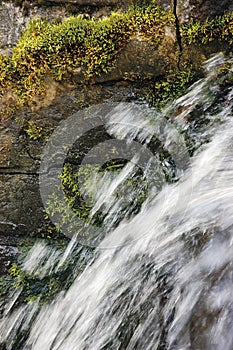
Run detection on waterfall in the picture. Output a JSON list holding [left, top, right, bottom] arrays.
[[0, 53, 233, 350]]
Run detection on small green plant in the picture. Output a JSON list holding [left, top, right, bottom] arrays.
[[25, 121, 43, 140], [180, 12, 233, 46], [0, 239, 94, 305], [147, 68, 196, 110]]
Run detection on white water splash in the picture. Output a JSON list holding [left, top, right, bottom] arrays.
[[0, 54, 233, 350]]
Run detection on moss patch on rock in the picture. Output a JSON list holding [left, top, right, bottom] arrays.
[[0, 2, 174, 113], [1, 2, 233, 116], [180, 12, 233, 47], [146, 11, 233, 110]]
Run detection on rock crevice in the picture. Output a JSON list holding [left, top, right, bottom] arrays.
[[173, 0, 183, 53]]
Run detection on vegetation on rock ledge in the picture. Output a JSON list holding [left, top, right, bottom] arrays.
[[0, 2, 233, 115], [0, 2, 174, 111], [180, 12, 233, 46]]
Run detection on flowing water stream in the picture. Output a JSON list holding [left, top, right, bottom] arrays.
[[0, 53, 233, 349]]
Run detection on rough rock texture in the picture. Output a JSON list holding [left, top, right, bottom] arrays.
[[0, 245, 18, 275], [45, 0, 119, 4], [1, 0, 233, 50], [0, 80, 152, 238], [154, 0, 171, 11], [0, 0, 133, 50], [85, 35, 176, 83], [0, 2, 68, 49], [0, 127, 43, 239], [177, 0, 233, 23], [0, 9, 178, 240]]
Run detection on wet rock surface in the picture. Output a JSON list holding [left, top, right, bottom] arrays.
[[0, 174, 43, 233], [0, 245, 19, 275], [0, 81, 149, 241], [91, 36, 177, 83], [177, 0, 233, 23]]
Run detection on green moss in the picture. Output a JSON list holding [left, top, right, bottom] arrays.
[[0, 238, 94, 305], [180, 12, 233, 46], [44, 130, 179, 241], [45, 162, 124, 237], [0, 2, 174, 110], [25, 120, 43, 140], [146, 12, 233, 109], [0, 237, 95, 350], [147, 67, 196, 110], [1, 2, 233, 115]]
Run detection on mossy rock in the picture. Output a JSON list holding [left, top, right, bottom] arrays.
[[0, 2, 175, 112]]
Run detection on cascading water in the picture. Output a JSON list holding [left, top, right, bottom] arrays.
[[0, 53, 233, 350]]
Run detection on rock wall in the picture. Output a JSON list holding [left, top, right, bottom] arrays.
[[0, 1, 68, 50], [0, 0, 133, 50], [177, 0, 233, 23], [1, 0, 233, 50], [0, 0, 233, 262], [0, 80, 153, 240]]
